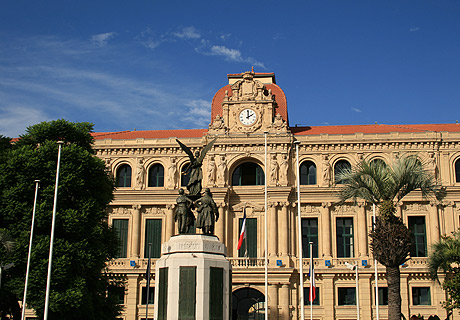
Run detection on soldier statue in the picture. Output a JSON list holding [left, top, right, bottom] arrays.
[[175, 188, 194, 234], [194, 188, 219, 235]]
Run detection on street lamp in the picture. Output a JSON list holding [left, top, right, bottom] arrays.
[[345, 262, 360, 320]]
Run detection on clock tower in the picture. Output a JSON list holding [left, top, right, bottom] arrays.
[[208, 71, 290, 135]]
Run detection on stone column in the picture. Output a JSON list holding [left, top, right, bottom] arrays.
[[396, 201, 403, 218], [279, 284, 290, 320], [429, 201, 440, 245], [357, 201, 368, 257], [131, 205, 141, 258], [268, 284, 279, 319], [444, 201, 456, 235], [125, 275, 139, 320], [268, 202, 278, 258], [323, 274, 335, 320], [216, 203, 226, 243], [321, 202, 332, 258], [400, 273, 410, 318], [278, 202, 290, 256], [165, 204, 175, 241]]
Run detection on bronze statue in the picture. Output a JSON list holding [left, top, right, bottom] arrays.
[[176, 138, 217, 196], [175, 188, 194, 234], [194, 188, 219, 235]]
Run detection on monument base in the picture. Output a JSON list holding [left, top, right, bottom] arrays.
[[154, 234, 232, 320]]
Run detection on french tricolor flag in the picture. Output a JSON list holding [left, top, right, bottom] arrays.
[[237, 208, 247, 251], [309, 263, 316, 302]]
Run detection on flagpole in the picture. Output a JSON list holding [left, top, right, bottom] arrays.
[[373, 203, 379, 320], [295, 141, 305, 320], [146, 243, 152, 320], [244, 207, 248, 260], [44, 141, 64, 320], [309, 241, 313, 320], [21, 180, 40, 320], [264, 131, 268, 320]]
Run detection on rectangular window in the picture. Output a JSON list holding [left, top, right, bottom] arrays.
[[303, 287, 320, 305], [338, 287, 356, 306], [179, 266, 197, 319], [112, 219, 129, 258], [408, 216, 427, 257], [302, 218, 318, 258], [336, 218, 354, 258], [238, 218, 257, 258], [144, 219, 162, 258], [378, 287, 388, 306], [141, 287, 154, 305], [412, 287, 431, 305]]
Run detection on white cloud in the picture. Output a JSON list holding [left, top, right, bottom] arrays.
[[204, 45, 265, 69], [180, 99, 211, 127], [409, 27, 420, 32], [136, 28, 166, 49], [0, 106, 49, 137], [351, 107, 362, 113], [220, 33, 231, 41], [173, 26, 201, 39], [91, 32, 117, 47]]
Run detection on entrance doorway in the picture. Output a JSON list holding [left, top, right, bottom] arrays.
[[232, 287, 265, 320]]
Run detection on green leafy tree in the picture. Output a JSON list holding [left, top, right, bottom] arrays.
[[0, 120, 123, 320], [337, 156, 441, 320], [429, 231, 460, 317]]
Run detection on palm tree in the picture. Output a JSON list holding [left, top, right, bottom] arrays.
[[429, 231, 460, 316], [337, 155, 441, 320]]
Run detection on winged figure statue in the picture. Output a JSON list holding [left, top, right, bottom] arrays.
[[176, 138, 217, 196]]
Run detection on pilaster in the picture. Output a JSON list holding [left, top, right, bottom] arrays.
[[131, 204, 141, 258]]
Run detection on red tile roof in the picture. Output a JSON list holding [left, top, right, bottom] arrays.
[[291, 123, 460, 135], [92, 123, 460, 141], [93, 129, 207, 140]]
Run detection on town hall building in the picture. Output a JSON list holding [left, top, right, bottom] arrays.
[[92, 71, 460, 319]]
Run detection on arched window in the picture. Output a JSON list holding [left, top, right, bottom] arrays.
[[232, 162, 264, 186], [334, 160, 351, 184], [370, 158, 387, 167], [116, 164, 132, 187], [148, 164, 164, 187], [300, 161, 316, 185], [455, 159, 460, 183], [181, 163, 191, 187]]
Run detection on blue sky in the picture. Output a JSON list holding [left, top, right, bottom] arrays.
[[1, 0, 459, 138]]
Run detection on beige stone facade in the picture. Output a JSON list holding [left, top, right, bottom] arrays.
[[93, 71, 460, 319]]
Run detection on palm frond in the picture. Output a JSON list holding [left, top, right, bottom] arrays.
[[336, 159, 390, 204], [429, 231, 460, 280]]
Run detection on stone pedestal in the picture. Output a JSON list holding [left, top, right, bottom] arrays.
[[154, 234, 232, 320]]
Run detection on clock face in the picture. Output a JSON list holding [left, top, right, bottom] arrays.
[[239, 108, 257, 126]]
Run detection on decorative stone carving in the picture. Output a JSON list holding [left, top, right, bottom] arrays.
[[278, 153, 289, 186], [167, 157, 177, 189], [270, 153, 279, 186], [404, 203, 428, 212], [144, 207, 165, 215], [230, 71, 265, 101], [428, 152, 438, 179], [269, 113, 288, 133], [135, 158, 144, 190], [332, 204, 356, 213], [302, 205, 320, 213], [216, 154, 227, 187], [322, 155, 331, 187], [208, 115, 227, 134], [110, 207, 131, 215], [207, 155, 217, 187]]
